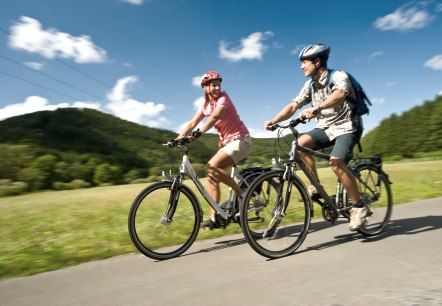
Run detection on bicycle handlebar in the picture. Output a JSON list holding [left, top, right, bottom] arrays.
[[166, 136, 190, 147], [269, 116, 307, 131]]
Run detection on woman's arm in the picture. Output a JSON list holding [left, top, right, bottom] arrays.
[[199, 105, 226, 133], [177, 111, 205, 138]]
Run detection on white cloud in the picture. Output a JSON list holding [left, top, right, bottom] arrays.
[[219, 31, 274, 62], [122, 0, 146, 5], [23, 61, 44, 70], [106, 76, 168, 127], [9, 16, 107, 63], [384, 81, 397, 88], [192, 96, 205, 110], [248, 127, 275, 139], [424, 55, 442, 70], [0, 96, 100, 120], [370, 97, 385, 105], [192, 75, 202, 87], [369, 51, 383, 60], [373, 4, 433, 32], [0, 75, 168, 128], [290, 44, 305, 56]]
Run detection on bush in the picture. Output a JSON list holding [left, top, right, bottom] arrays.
[[0, 179, 13, 186], [93, 164, 122, 185], [384, 155, 404, 162], [52, 179, 91, 190], [123, 169, 143, 183], [0, 181, 29, 197]]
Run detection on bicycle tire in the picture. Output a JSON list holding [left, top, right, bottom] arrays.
[[237, 171, 279, 238], [128, 180, 202, 260], [240, 170, 311, 259], [352, 164, 393, 236]]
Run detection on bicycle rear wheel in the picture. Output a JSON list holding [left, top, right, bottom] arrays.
[[240, 170, 311, 259], [353, 164, 393, 236], [128, 181, 201, 260]]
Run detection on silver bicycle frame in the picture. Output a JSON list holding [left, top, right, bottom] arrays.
[[179, 154, 230, 219]]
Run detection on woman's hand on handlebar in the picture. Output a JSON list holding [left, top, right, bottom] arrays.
[[167, 136, 191, 147]]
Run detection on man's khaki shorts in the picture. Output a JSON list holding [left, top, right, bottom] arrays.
[[220, 136, 252, 164]]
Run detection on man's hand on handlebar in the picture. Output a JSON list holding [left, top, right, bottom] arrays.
[[263, 120, 275, 131], [298, 106, 320, 120]]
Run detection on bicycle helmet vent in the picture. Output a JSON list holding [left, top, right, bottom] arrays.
[[299, 44, 330, 61], [200, 71, 222, 87]]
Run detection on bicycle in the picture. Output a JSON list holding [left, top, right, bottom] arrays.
[[128, 136, 278, 260], [239, 118, 393, 259]]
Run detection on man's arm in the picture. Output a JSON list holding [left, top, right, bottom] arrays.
[[299, 88, 346, 119], [263, 101, 301, 129]]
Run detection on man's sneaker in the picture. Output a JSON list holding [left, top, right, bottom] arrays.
[[200, 218, 220, 230], [349, 206, 368, 231]]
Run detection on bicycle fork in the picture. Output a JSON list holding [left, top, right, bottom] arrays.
[[161, 178, 182, 225], [262, 176, 286, 239]]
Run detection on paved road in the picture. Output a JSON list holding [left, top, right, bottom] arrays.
[[1, 197, 441, 306]]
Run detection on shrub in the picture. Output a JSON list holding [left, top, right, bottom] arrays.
[[0, 181, 29, 197]]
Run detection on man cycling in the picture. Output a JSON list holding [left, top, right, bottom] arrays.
[[263, 44, 367, 231]]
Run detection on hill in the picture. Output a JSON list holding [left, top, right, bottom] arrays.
[[0, 95, 441, 195], [0, 108, 222, 193]]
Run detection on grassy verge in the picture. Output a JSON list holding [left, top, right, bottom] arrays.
[[1, 160, 441, 279]]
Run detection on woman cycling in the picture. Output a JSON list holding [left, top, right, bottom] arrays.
[[177, 71, 252, 229]]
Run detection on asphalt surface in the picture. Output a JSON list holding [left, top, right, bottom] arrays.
[[1, 197, 441, 306]]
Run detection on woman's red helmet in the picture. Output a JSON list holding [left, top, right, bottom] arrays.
[[200, 71, 222, 87]]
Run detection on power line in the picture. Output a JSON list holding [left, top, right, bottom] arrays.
[[0, 69, 82, 101], [1, 26, 113, 94], [56, 59, 113, 89], [0, 53, 104, 100]]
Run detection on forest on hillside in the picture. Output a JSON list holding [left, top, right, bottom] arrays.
[[360, 96, 442, 158], [0, 96, 441, 196]]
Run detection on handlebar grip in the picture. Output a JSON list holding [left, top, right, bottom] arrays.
[[191, 129, 202, 138], [167, 136, 190, 147], [290, 116, 307, 127]]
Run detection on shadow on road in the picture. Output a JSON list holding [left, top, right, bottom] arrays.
[[298, 214, 442, 254], [182, 214, 442, 259], [183, 237, 248, 257]]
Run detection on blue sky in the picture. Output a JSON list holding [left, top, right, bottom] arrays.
[[1, 0, 441, 138]]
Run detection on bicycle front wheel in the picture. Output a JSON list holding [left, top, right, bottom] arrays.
[[240, 170, 311, 259], [354, 164, 393, 236], [128, 181, 201, 260]]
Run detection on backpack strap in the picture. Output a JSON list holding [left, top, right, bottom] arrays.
[[327, 69, 335, 89], [328, 69, 365, 153], [309, 69, 335, 96]]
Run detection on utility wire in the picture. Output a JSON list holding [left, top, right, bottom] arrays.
[[1, 26, 113, 94], [56, 59, 113, 89], [0, 53, 104, 100], [0, 69, 81, 101]]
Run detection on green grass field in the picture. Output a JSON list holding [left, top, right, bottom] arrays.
[[1, 160, 441, 279]]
